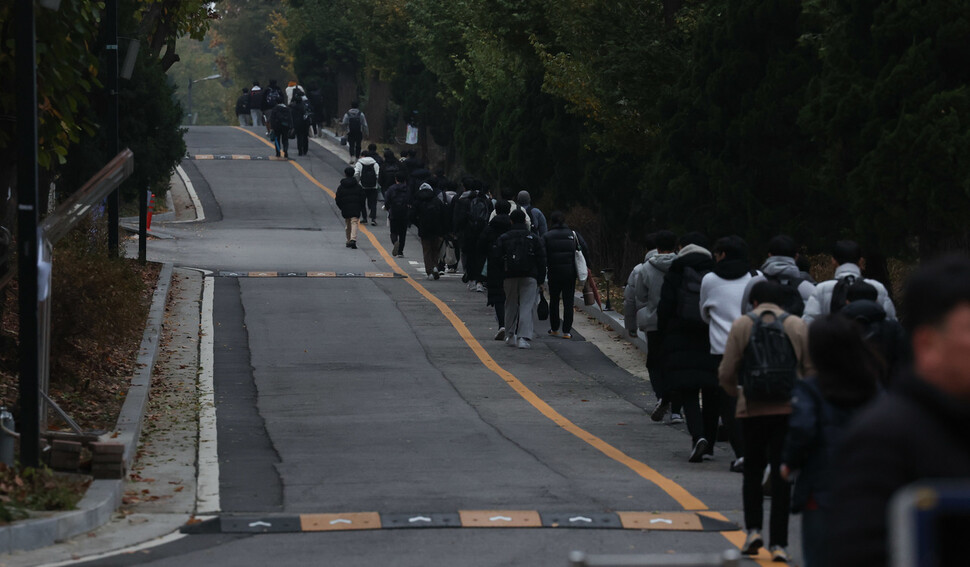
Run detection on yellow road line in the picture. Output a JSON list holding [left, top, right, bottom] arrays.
[[229, 126, 773, 561]]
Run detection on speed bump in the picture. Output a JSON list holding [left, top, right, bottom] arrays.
[[300, 512, 381, 532], [458, 510, 542, 528], [617, 512, 704, 531]]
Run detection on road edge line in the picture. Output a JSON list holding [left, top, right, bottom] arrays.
[[196, 270, 220, 514]]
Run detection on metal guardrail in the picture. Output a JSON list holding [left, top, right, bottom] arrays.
[[569, 550, 743, 567]]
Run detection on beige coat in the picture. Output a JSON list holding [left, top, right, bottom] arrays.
[[718, 303, 814, 418]]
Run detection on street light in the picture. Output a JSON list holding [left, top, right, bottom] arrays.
[[186, 74, 221, 125], [601, 268, 614, 311]]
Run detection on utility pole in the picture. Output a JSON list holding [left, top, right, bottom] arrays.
[[105, 0, 120, 256], [16, 0, 41, 468]]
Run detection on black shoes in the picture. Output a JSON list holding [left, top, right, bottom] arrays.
[[689, 438, 709, 463]]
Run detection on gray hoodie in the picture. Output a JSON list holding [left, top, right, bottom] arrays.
[[625, 251, 678, 333], [740, 255, 816, 312]]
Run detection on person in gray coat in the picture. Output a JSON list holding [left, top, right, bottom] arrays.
[[802, 240, 896, 325], [741, 235, 816, 314]]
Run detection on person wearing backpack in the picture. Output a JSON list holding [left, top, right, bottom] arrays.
[[384, 171, 410, 257], [455, 178, 493, 291], [289, 89, 311, 156], [780, 313, 882, 567], [839, 280, 910, 387], [719, 281, 813, 563], [700, 235, 761, 472], [490, 187, 532, 231], [496, 209, 546, 349], [261, 79, 285, 135], [801, 240, 897, 326], [335, 167, 366, 249], [741, 235, 816, 316], [409, 182, 447, 280], [236, 88, 251, 126], [340, 101, 369, 163], [657, 232, 719, 462], [481, 200, 514, 340], [542, 211, 590, 339], [268, 102, 293, 159], [516, 191, 548, 236], [354, 153, 381, 226]]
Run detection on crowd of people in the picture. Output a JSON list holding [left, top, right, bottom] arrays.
[[623, 232, 969, 566], [235, 79, 327, 159]]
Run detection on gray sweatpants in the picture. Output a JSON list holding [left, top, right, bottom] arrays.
[[504, 277, 538, 340]]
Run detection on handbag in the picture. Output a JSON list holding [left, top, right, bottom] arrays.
[[537, 289, 549, 321], [340, 135, 348, 146], [583, 278, 596, 306], [573, 231, 589, 282]]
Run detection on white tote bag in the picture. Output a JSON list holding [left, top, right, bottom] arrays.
[[573, 231, 589, 282]]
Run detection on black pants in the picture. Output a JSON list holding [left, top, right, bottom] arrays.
[[672, 386, 720, 446], [363, 189, 379, 221], [548, 277, 576, 333], [713, 354, 743, 459], [296, 126, 309, 155], [348, 134, 362, 159], [493, 301, 505, 328], [741, 414, 791, 547], [646, 331, 666, 397], [463, 235, 484, 283]]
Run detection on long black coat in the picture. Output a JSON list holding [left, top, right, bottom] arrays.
[[480, 214, 512, 304], [657, 250, 718, 390], [829, 373, 970, 567], [409, 188, 446, 238]]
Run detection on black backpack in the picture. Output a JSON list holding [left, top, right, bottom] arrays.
[[829, 274, 858, 314], [676, 266, 707, 322], [468, 197, 490, 232], [265, 88, 282, 107], [271, 105, 291, 132], [360, 163, 378, 188], [764, 273, 806, 316], [741, 311, 798, 402], [503, 232, 536, 276], [348, 113, 362, 135]]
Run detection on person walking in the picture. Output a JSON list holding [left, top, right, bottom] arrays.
[[741, 235, 815, 316], [235, 88, 251, 126], [354, 152, 381, 225], [384, 172, 410, 257], [289, 89, 310, 156], [802, 240, 897, 325], [335, 166, 366, 249], [481, 200, 513, 340], [700, 235, 760, 471], [781, 313, 882, 567], [542, 211, 590, 339], [268, 101, 292, 159], [516, 191, 548, 236], [307, 84, 325, 137], [828, 255, 970, 567], [719, 281, 813, 563], [249, 82, 263, 127], [496, 209, 546, 349], [626, 230, 682, 424], [341, 101, 369, 163], [261, 79, 285, 135], [839, 280, 910, 386], [454, 178, 493, 291], [410, 182, 447, 280], [657, 232, 719, 462]]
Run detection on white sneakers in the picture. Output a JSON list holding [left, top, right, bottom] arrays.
[[516, 337, 531, 349]]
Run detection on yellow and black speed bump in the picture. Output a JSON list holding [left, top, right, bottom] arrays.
[[213, 271, 406, 279], [187, 154, 283, 161], [182, 511, 738, 534]]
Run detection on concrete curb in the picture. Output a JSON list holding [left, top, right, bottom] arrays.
[[573, 291, 648, 355], [0, 263, 175, 554]]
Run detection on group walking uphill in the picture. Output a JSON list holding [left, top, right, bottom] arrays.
[[241, 78, 322, 158], [623, 231, 970, 567]]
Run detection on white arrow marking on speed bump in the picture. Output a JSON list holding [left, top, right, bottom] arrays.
[[408, 516, 432, 523], [650, 518, 674, 524], [569, 516, 593, 523], [329, 519, 353, 525], [249, 521, 272, 528]]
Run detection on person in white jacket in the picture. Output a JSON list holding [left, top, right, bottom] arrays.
[[700, 235, 758, 471], [802, 240, 897, 325]]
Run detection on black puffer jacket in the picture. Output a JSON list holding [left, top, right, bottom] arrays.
[[496, 223, 546, 284], [481, 214, 512, 305], [657, 246, 718, 390], [409, 185, 446, 238], [542, 226, 589, 282], [334, 178, 365, 219], [840, 299, 911, 387]]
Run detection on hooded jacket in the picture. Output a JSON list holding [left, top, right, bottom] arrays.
[[516, 191, 548, 236], [340, 108, 369, 137], [354, 156, 380, 189], [802, 263, 897, 325], [625, 251, 678, 334], [496, 220, 546, 283], [701, 257, 760, 355], [840, 299, 910, 387], [657, 245, 718, 389], [740, 256, 816, 312], [334, 177, 365, 219], [409, 183, 446, 238]]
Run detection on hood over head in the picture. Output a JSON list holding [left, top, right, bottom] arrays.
[[677, 243, 712, 259], [516, 191, 531, 206], [648, 252, 678, 273], [761, 256, 801, 279]]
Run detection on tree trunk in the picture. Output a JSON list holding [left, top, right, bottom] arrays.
[[363, 73, 390, 144]]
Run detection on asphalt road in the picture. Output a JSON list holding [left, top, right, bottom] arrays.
[[70, 126, 795, 566]]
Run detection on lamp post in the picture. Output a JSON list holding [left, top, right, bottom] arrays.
[[186, 74, 221, 125], [601, 268, 614, 311]]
